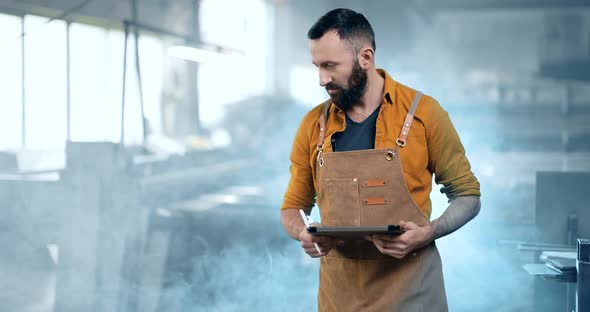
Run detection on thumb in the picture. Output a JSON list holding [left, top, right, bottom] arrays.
[[401, 221, 418, 231]]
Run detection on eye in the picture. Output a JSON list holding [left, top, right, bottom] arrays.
[[324, 63, 336, 70]]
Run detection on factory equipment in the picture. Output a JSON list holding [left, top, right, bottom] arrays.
[[521, 171, 590, 312]]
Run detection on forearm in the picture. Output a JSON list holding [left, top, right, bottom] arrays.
[[281, 209, 306, 240], [429, 196, 481, 240]]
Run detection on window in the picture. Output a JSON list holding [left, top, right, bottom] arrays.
[[197, 0, 270, 128], [70, 22, 117, 142], [121, 34, 165, 146], [71, 23, 165, 146], [23, 15, 67, 150], [0, 12, 167, 154], [0, 13, 23, 150], [138, 35, 165, 136]]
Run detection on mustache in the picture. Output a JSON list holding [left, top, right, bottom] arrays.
[[325, 83, 341, 92]]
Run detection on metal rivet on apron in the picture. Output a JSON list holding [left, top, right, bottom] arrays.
[[405, 123, 409, 127], [353, 178, 358, 182], [402, 131, 407, 135], [385, 151, 395, 161], [319, 158, 324, 167]]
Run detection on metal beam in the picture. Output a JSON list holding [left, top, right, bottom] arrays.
[[21, 17, 25, 147], [421, 0, 590, 10], [122, 20, 194, 43]]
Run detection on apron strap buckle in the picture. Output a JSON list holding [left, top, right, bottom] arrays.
[[395, 91, 423, 148], [395, 138, 407, 148], [316, 148, 323, 166]]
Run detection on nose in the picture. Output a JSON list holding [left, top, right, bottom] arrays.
[[318, 69, 333, 87]]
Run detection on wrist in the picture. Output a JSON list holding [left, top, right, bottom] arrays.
[[297, 224, 307, 237], [423, 223, 436, 243]]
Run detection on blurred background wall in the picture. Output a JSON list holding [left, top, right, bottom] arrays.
[[0, 0, 589, 311]]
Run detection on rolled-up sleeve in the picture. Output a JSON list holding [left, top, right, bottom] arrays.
[[426, 100, 481, 200], [281, 113, 316, 212]]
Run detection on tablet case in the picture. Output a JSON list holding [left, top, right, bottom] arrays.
[[307, 225, 403, 240]]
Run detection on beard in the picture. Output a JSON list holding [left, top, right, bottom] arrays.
[[325, 60, 368, 111]]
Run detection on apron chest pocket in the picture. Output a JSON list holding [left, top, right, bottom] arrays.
[[322, 178, 360, 226]]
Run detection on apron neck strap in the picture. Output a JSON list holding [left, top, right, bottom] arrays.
[[396, 91, 423, 148], [315, 92, 423, 150], [317, 100, 331, 152]]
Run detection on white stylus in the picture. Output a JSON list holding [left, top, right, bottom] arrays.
[[299, 209, 323, 254]]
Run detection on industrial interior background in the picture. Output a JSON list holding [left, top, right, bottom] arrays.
[[0, 0, 589, 311]]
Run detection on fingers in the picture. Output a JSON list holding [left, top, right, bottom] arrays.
[[377, 246, 408, 259], [298, 225, 346, 258], [301, 241, 333, 258], [302, 232, 342, 245], [374, 244, 408, 259], [369, 225, 417, 243], [367, 235, 410, 259], [314, 235, 340, 244], [371, 234, 402, 242], [372, 238, 406, 251], [300, 235, 344, 258], [303, 245, 324, 258], [400, 220, 418, 231]]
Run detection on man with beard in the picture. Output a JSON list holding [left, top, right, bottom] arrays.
[[280, 8, 481, 312]]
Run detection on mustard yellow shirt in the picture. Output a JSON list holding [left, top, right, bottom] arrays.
[[281, 69, 480, 219]]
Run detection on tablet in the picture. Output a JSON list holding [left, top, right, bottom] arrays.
[[307, 225, 403, 240]]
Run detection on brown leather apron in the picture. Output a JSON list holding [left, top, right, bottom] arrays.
[[315, 92, 448, 312]]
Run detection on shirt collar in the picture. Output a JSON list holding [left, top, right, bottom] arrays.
[[377, 68, 395, 105]]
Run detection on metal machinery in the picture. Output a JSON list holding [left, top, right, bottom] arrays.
[[521, 172, 590, 312], [0, 142, 286, 312]]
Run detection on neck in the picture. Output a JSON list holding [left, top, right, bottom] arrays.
[[347, 68, 384, 122]]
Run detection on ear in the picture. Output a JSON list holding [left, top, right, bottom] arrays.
[[358, 46, 374, 69]]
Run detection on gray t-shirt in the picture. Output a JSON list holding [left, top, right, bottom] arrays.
[[332, 106, 380, 152]]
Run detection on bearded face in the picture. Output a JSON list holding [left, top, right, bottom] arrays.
[[324, 59, 368, 111]]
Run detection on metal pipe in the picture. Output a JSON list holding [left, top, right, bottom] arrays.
[[190, 0, 202, 133], [21, 17, 26, 147], [120, 22, 129, 145], [131, 0, 147, 143], [66, 21, 71, 142]]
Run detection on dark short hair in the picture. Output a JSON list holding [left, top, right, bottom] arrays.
[[307, 8, 376, 52]]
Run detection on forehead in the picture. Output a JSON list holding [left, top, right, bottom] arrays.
[[309, 30, 354, 64]]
